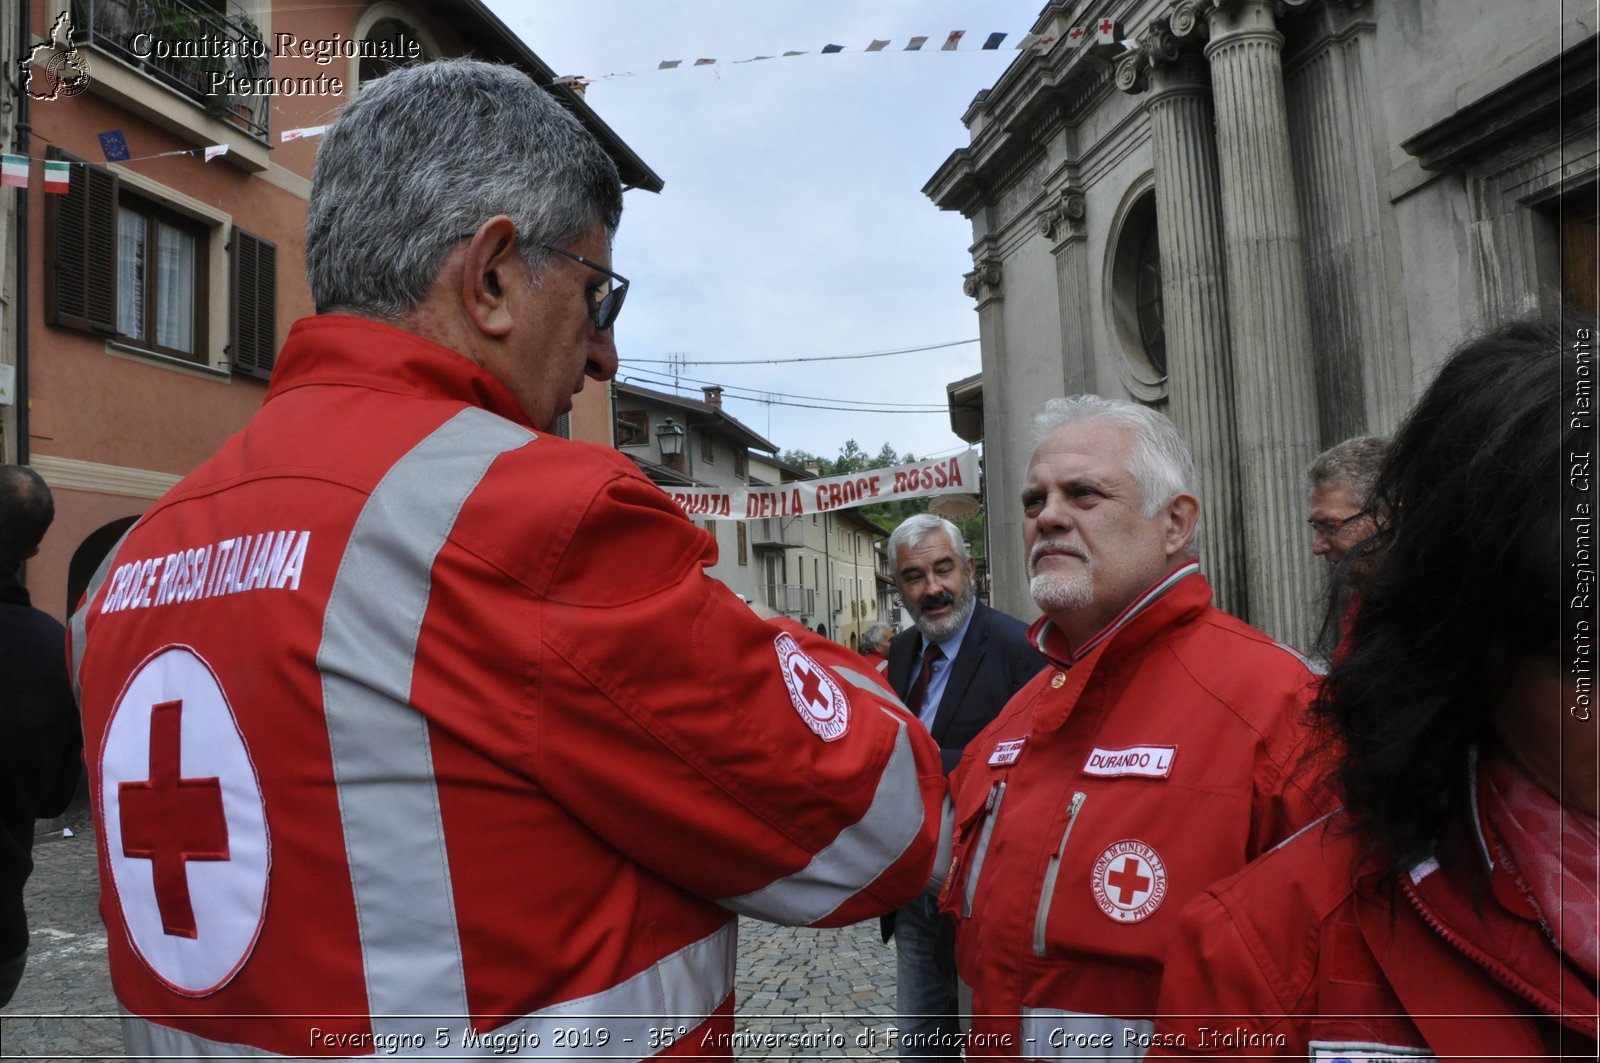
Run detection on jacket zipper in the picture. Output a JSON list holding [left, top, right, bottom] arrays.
[[961, 779, 1008, 918], [1400, 880, 1577, 1025], [1033, 791, 1087, 957]]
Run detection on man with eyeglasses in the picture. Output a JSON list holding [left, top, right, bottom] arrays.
[[68, 59, 945, 1060], [1306, 436, 1387, 571]]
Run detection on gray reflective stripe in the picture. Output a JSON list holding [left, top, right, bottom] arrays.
[[833, 664, 909, 712], [719, 710, 925, 925], [1020, 1009, 1153, 1060], [962, 780, 1006, 918], [928, 793, 955, 895], [119, 920, 738, 1060], [68, 526, 134, 701], [319, 408, 532, 1034]]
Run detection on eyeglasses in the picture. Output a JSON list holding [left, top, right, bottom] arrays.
[[539, 244, 628, 331], [1307, 512, 1368, 538]]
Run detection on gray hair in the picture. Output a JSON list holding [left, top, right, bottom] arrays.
[[863, 621, 895, 650], [306, 59, 624, 317], [886, 513, 970, 570], [1032, 396, 1197, 517], [1307, 436, 1388, 506]]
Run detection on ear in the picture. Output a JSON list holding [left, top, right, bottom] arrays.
[[459, 215, 523, 338], [1162, 493, 1200, 559], [964, 555, 977, 583]]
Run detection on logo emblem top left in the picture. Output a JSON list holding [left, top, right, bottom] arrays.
[[100, 645, 269, 996]]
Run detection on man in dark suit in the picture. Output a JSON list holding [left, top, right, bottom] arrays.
[[881, 514, 1041, 1060]]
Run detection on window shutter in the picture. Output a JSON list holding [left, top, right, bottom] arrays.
[[230, 228, 277, 380], [44, 149, 117, 334]]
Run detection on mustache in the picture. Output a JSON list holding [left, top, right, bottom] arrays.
[[1030, 538, 1087, 567], [919, 591, 956, 610]]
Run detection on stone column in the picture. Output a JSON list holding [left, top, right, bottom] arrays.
[[1038, 186, 1098, 398], [1192, 0, 1321, 647], [964, 253, 1030, 619], [1120, 41, 1248, 619]]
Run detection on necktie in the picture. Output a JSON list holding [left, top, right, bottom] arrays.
[[906, 642, 944, 718]]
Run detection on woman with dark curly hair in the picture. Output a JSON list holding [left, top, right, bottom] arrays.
[[1146, 318, 1598, 1060]]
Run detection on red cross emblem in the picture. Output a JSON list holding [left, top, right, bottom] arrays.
[[1068, 27, 1085, 41], [1106, 856, 1152, 905], [101, 645, 269, 995], [119, 699, 230, 938], [1091, 839, 1167, 923], [1099, 18, 1115, 34], [794, 659, 832, 716], [773, 632, 850, 741]]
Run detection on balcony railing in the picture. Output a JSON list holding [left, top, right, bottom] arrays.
[[750, 517, 804, 549], [73, 0, 270, 142], [765, 584, 814, 618]]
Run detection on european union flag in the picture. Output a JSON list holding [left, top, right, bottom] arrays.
[[98, 130, 130, 162]]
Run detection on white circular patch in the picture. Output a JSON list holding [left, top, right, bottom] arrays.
[[99, 645, 269, 996], [1090, 839, 1167, 923], [773, 632, 850, 741]]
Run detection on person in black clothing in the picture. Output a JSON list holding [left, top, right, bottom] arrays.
[[0, 465, 82, 1006]]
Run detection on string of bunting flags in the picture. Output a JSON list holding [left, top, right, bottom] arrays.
[[0, 121, 336, 191], [0, 21, 1140, 182], [550, 21, 1132, 87]]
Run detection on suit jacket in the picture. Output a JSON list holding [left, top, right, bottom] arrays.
[[887, 599, 1043, 775], [882, 599, 1043, 942]]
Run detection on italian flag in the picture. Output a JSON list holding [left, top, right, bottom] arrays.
[[43, 159, 71, 194], [0, 155, 26, 189]]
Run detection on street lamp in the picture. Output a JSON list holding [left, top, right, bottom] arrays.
[[655, 417, 686, 471]]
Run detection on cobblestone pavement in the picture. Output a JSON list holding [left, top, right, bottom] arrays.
[[0, 811, 901, 1061]]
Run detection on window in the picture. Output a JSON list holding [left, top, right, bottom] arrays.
[[44, 151, 274, 374], [1107, 185, 1167, 402], [116, 195, 206, 360], [737, 523, 748, 566], [616, 410, 648, 446], [359, 17, 434, 86], [735, 450, 748, 480], [700, 429, 714, 463]]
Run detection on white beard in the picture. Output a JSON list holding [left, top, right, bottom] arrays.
[[912, 587, 976, 643], [1030, 569, 1094, 614], [1029, 541, 1094, 614]]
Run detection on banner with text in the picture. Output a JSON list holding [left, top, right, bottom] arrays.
[[668, 450, 978, 521]]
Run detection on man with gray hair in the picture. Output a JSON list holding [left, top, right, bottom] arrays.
[[1306, 435, 1387, 571], [69, 59, 943, 1059], [880, 513, 1040, 1061], [942, 396, 1330, 1055]]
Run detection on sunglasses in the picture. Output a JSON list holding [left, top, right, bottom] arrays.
[[539, 244, 629, 331]]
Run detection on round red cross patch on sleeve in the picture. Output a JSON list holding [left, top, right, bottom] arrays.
[[1090, 839, 1167, 923], [773, 632, 850, 741]]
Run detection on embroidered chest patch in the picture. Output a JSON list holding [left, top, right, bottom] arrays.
[[1308, 1043, 1435, 1061], [1090, 839, 1167, 923], [774, 632, 849, 741], [1081, 744, 1176, 779], [988, 737, 1027, 766]]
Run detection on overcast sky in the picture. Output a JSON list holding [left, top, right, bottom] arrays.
[[489, 1, 1047, 462]]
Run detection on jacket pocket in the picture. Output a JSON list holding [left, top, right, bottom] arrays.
[[941, 778, 1007, 919], [1033, 791, 1087, 957]]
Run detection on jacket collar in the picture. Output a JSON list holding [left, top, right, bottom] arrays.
[[1025, 560, 1206, 669], [265, 315, 536, 429]]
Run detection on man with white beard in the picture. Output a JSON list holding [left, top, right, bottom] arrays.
[[940, 396, 1332, 1059], [880, 514, 1042, 1061]]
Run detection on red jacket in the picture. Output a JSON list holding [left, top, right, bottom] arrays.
[[69, 316, 944, 1058], [1151, 798, 1599, 1059], [942, 564, 1327, 1059]]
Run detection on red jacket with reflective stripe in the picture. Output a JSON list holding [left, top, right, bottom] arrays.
[[1149, 811, 1599, 1059], [942, 566, 1328, 1059], [71, 316, 944, 1057]]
